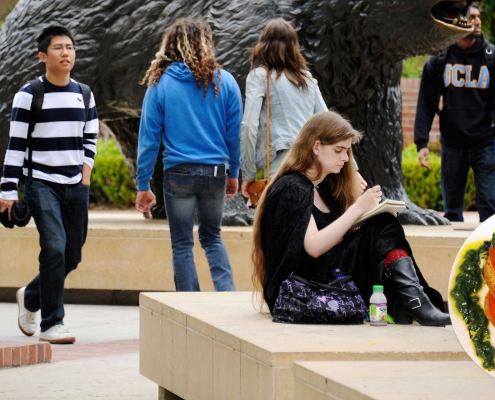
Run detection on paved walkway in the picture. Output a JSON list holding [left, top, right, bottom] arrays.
[[0, 303, 155, 399]]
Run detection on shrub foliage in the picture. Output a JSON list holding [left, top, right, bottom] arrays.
[[402, 144, 476, 211], [90, 139, 136, 206]]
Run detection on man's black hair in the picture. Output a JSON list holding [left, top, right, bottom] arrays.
[[37, 26, 76, 53]]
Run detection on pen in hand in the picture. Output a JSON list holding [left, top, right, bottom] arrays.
[[368, 179, 386, 203]]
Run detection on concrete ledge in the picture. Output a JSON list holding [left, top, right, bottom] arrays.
[[0, 212, 478, 299], [293, 361, 495, 399], [0, 287, 146, 306], [0, 221, 253, 293], [0, 342, 51, 368], [139, 292, 469, 400]]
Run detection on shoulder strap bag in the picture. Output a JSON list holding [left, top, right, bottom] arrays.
[[248, 67, 271, 207], [272, 275, 367, 324]]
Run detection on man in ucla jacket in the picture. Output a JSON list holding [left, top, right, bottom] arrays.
[[414, 3, 495, 222]]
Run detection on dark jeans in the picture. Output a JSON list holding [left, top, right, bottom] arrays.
[[23, 180, 89, 332], [441, 141, 495, 222], [163, 164, 235, 292]]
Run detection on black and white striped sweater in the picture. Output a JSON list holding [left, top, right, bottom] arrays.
[[0, 76, 98, 200]]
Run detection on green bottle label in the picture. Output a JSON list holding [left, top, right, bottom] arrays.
[[370, 303, 387, 322]]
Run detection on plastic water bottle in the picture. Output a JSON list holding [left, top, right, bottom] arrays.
[[370, 285, 387, 326]]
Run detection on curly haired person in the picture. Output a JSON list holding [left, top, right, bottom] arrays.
[[135, 18, 242, 292]]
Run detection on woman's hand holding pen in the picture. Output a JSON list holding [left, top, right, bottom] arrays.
[[353, 185, 382, 216], [360, 179, 397, 218]]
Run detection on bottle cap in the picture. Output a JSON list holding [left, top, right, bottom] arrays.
[[373, 285, 384, 292]]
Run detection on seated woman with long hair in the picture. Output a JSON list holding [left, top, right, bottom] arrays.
[[252, 111, 451, 326]]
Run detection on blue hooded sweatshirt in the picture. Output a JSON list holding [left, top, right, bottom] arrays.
[[136, 62, 243, 190]]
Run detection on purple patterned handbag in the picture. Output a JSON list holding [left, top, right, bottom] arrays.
[[272, 275, 367, 324]]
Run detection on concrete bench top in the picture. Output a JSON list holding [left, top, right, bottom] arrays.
[[293, 361, 495, 399], [140, 292, 470, 400], [141, 291, 468, 366]]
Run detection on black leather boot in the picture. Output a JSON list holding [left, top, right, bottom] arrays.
[[384, 257, 451, 326]]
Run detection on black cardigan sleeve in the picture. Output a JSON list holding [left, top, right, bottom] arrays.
[[414, 56, 442, 152], [261, 174, 314, 313]]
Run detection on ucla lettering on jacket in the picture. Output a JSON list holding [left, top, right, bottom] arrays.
[[414, 34, 494, 151], [444, 64, 490, 88]]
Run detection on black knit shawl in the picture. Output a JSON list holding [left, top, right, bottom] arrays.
[[261, 172, 332, 313]]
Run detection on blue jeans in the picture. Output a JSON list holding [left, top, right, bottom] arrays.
[[164, 164, 235, 292], [441, 141, 495, 222], [23, 180, 89, 331]]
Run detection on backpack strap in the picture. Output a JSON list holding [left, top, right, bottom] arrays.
[[485, 43, 494, 72], [486, 44, 495, 118], [435, 49, 449, 115], [78, 82, 91, 129], [27, 78, 44, 183], [436, 49, 449, 81]]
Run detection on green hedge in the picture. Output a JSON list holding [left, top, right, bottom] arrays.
[[481, 2, 495, 44], [90, 139, 136, 206], [402, 56, 428, 79], [402, 144, 476, 211]]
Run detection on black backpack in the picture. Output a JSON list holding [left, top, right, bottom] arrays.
[[435, 43, 495, 114], [26, 78, 91, 182]]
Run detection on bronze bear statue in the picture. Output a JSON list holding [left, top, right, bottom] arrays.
[[0, 0, 475, 224]]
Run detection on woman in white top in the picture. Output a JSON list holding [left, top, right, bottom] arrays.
[[241, 19, 365, 197]]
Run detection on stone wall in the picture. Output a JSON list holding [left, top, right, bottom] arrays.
[[401, 78, 440, 147]]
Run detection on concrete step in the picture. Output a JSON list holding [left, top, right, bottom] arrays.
[[140, 292, 469, 400], [293, 361, 495, 399]]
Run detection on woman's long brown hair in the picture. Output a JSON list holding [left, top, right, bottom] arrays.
[[250, 18, 309, 89], [252, 111, 363, 311], [140, 18, 222, 98]]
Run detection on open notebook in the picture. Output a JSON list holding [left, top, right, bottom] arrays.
[[351, 199, 406, 229]]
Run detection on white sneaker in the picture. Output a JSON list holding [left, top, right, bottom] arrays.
[[39, 324, 76, 344], [16, 287, 37, 336]]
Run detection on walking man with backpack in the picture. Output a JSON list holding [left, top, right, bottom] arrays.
[[0, 26, 98, 343], [414, 3, 495, 222]]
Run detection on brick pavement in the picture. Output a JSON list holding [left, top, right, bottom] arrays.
[[51, 338, 139, 362], [0, 341, 51, 368]]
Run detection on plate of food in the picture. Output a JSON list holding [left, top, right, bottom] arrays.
[[448, 215, 495, 377]]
